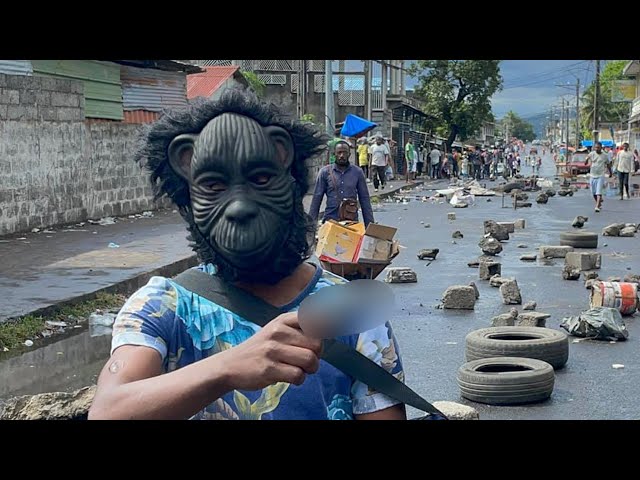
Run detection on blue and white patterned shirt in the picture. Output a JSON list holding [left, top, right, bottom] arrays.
[[111, 263, 404, 420]]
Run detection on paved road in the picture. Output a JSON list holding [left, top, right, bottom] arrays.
[[375, 150, 640, 419]]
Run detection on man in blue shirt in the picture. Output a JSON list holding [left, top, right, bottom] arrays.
[[309, 140, 375, 226]]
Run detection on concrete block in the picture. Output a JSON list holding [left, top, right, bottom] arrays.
[[442, 286, 476, 310], [479, 261, 501, 280], [497, 222, 515, 233], [500, 279, 522, 305], [565, 252, 601, 271], [514, 219, 526, 229], [515, 312, 550, 327], [539, 245, 574, 258]]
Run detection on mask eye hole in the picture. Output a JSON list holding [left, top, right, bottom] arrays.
[[200, 180, 227, 193], [250, 174, 272, 186]]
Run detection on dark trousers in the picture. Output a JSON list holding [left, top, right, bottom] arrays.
[[416, 161, 424, 176], [361, 164, 369, 179], [431, 164, 439, 179], [473, 164, 482, 180], [618, 172, 630, 197], [373, 165, 386, 189]]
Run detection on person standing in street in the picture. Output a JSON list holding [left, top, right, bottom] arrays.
[[614, 142, 634, 200], [585, 141, 612, 212], [429, 145, 441, 179], [309, 140, 374, 226], [369, 134, 390, 192], [357, 138, 370, 181], [405, 138, 416, 181]]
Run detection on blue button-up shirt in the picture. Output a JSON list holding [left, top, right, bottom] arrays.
[[308, 163, 374, 226]]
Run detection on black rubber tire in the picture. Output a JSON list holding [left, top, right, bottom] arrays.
[[458, 357, 554, 405], [559, 231, 598, 249], [465, 326, 569, 369]]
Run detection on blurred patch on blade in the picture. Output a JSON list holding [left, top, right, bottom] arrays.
[[298, 279, 395, 339]]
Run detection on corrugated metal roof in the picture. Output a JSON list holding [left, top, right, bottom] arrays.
[[123, 110, 161, 124], [31, 60, 123, 120], [0, 60, 33, 76], [116, 60, 202, 74], [187, 66, 239, 99], [121, 65, 188, 112]]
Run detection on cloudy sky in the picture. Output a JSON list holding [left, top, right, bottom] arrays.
[[403, 60, 599, 121], [491, 60, 597, 120]]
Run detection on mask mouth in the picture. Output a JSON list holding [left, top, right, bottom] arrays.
[[213, 225, 287, 270]]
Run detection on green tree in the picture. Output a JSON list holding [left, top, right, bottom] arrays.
[[241, 71, 266, 98], [408, 60, 503, 151], [502, 110, 536, 142], [580, 60, 630, 140]]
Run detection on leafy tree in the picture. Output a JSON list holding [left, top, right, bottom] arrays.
[[241, 70, 266, 98], [408, 60, 503, 150], [580, 60, 630, 140], [501, 111, 536, 143]]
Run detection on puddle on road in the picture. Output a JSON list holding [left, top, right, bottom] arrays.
[[0, 325, 111, 401]]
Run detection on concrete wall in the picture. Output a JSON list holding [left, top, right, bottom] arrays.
[[0, 73, 158, 236]]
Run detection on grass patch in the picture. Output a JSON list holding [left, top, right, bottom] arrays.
[[0, 292, 126, 350]]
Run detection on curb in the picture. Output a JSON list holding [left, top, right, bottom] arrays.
[[8, 255, 198, 322]]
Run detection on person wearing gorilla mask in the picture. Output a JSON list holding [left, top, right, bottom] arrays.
[[89, 90, 406, 420]]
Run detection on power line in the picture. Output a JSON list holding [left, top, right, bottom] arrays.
[[502, 60, 590, 86]]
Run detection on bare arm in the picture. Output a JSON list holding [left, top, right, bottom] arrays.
[[88, 345, 231, 420], [89, 313, 322, 420]]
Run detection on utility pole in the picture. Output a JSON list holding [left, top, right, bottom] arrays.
[[576, 78, 580, 149], [297, 60, 306, 119], [364, 60, 372, 121], [593, 60, 601, 143], [325, 60, 334, 136]]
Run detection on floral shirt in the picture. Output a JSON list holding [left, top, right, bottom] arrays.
[[111, 263, 405, 420]]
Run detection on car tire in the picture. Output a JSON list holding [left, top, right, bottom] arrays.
[[465, 326, 569, 369], [457, 357, 555, 405], [560, 231, 598, 248]]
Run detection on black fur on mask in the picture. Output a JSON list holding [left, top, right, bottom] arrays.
[[133, 89, 328, 283]]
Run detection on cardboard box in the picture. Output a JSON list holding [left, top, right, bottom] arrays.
[[355, 223, 399, 262], [315, 221, 364, 263]]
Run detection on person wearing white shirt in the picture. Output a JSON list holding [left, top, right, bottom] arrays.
[[614, 142, 634, 200], [585, 141, 612, 212]]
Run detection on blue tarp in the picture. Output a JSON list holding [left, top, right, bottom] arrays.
[[581, 140, 615, 147], [340, 114, 377, 138]]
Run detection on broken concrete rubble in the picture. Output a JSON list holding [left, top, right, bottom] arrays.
[[562, 265, 581, 280], [468, 282, 480, 299], [489, 275, 512, 287], [497, 222, 515, 233], [479, 237, 503, 255], [479, 261, 501, 280], [417, 249, 439, 260], [536, 193, 549, 204], [385, 268, 418, 283], [572, 216, 588, 228], [520, 254, 537, 261], [523, 301, 537, 310], [539, 245, 574, 259], [442, 286, 477, 310], [500, 279, 522, 305], [484, 220, 510, 241], [565, 252, 601, 271], [515, 312, 550, 327]]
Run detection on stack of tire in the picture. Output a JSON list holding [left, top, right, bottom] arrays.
[[559, 231, 598, 249], [457, 326, 569, 406]]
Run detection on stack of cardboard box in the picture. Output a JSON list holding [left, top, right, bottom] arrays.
[[315, 220, 400, 280]]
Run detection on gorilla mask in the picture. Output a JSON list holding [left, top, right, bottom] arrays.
[[136, 90, 327, 285]]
